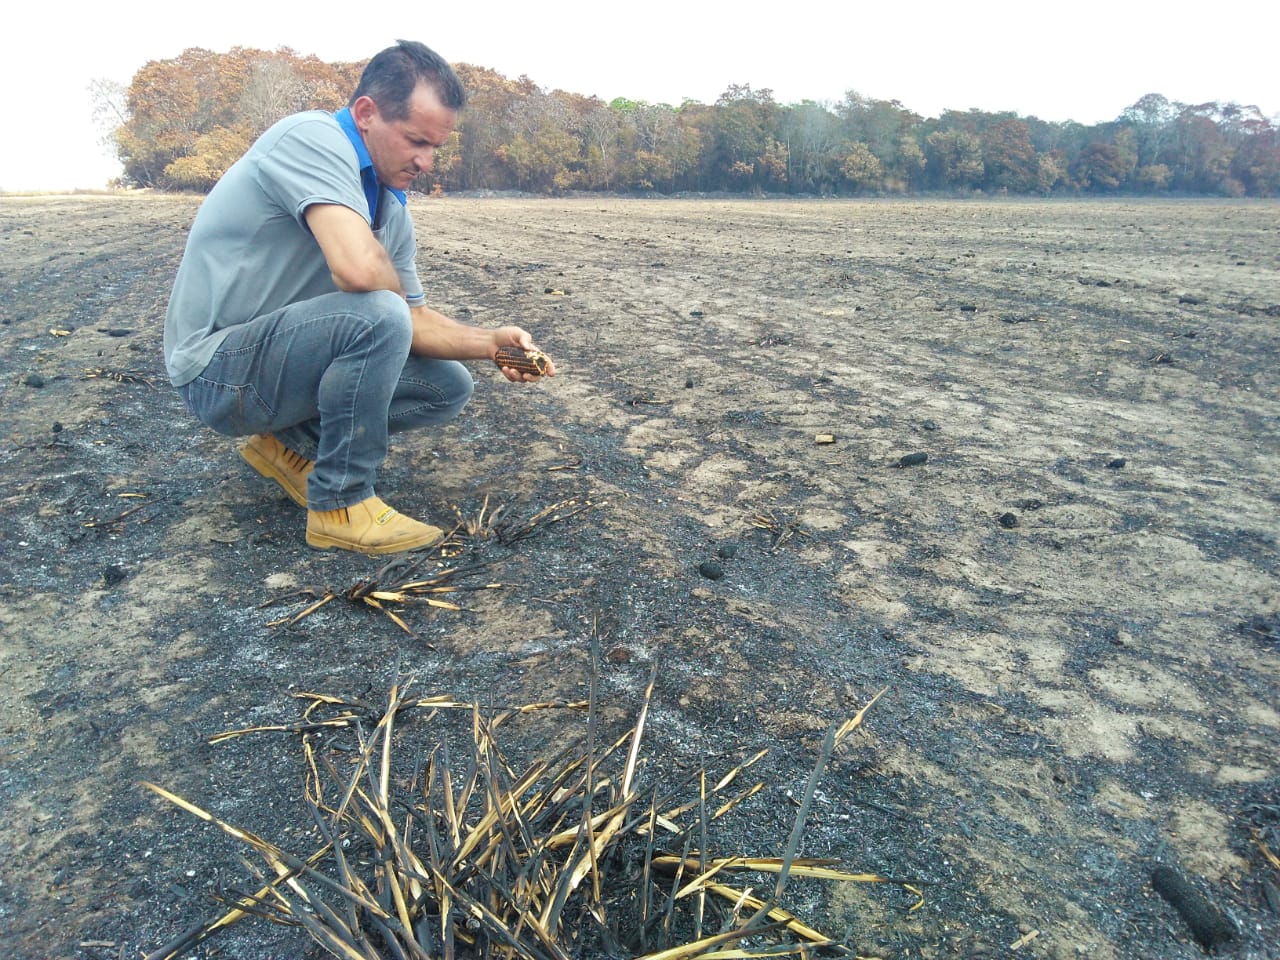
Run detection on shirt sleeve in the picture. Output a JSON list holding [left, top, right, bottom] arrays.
[[253, 115, 369, 228], [379, 201, 426, 306]]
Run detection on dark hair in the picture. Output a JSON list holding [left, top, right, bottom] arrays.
[[350, 39, 466, 118]]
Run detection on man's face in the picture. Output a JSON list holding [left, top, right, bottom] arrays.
[[353, 83, 457, 190]]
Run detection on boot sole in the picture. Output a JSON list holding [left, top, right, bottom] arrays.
[[240, 442, 309, 508], [306, 528, 444, 555]]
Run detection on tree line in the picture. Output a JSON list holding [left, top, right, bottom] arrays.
[[96, 46, 1280, 197]]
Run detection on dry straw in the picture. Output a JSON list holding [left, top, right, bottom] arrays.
[[143, 653, 913, 960], [261, 496, 599, 636]]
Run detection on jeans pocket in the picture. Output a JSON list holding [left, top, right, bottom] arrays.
[[181, 377, 276, 437]]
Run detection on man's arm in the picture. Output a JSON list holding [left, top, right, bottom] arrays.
[[305, 202, 555, 382], [304, 203, 403, 293], [411, 305, 557, 382]]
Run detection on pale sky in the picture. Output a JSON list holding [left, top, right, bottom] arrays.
[[4, 1, 1277, 192]]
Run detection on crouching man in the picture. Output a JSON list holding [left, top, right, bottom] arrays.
[[163, 39, 554, 555]]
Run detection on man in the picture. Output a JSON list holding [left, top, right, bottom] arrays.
[[164, 40, 555, 556]]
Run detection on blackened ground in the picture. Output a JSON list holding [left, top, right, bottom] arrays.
[[0, 194, 1278, 959]]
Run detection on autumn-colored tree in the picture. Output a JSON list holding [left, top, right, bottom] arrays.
[[1035, 152, 1067, 194], [412, 130, 463, 194], [981, 118, 1037, 192], [1133, 164, 1172, 191], [1112, 127, 1139, 186], [164, 127, 252, 190], [1072, 142, 1126, 190], [609, 100, 700, 192], [841, 142, 883, 191], [1168, 105, 1233, 193], [119, 48, 237, 186], [102, 46, 1276, 198], [452, 64, 524, 190], [114, 46, 364, 189], [1227, 116, 1280, 196], [757, 139, 789, 189], [1217, 103, 1278, 196], [240, 54, 310, 137], [497, 84, 585, 193], [662, 100, 710, 191]]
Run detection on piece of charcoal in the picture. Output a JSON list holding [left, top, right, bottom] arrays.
[[1150, 864, 1237, 951]]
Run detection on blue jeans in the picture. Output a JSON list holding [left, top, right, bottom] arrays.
[[179, 290, 474, 511]]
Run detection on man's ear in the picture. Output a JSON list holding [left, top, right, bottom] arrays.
[[350, 95, 378, 131]]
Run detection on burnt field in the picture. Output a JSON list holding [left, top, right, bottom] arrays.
[[0, 194, 1278, 959]]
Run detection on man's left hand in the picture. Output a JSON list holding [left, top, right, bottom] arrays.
[[493, 327, 557, 382]]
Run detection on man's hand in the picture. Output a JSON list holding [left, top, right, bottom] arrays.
[[409, 309, 555, 381], [492, 327, 556, 382]]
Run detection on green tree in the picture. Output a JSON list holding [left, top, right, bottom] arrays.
[[577, 100, 622, 189], [897, 135, 927, 190], [839, 93, 922, 186], [1121, 93, 1179, 168], [706, 84, 779, 191], [615, 100, 699, 191], [777, 101, 841, 194], [925, 129, 983, 189], [1112, 127, 1139, 186]]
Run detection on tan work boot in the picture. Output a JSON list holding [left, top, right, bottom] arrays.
[[306, 496, 444, 555], [240, 434, 314, 508]]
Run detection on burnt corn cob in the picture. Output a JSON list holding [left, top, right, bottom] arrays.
[[494, 344, 551, 376]]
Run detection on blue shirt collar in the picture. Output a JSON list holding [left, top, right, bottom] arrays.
[[334, 107, 407, 222]]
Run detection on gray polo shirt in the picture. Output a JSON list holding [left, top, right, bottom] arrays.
[[163, 110, 426, 386]]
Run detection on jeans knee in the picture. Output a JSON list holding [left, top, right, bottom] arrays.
[[363, 290, 413, 353], [445, 363, 475, 415], [423, 360, 475, 420], [390, 359, 475, 429]]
